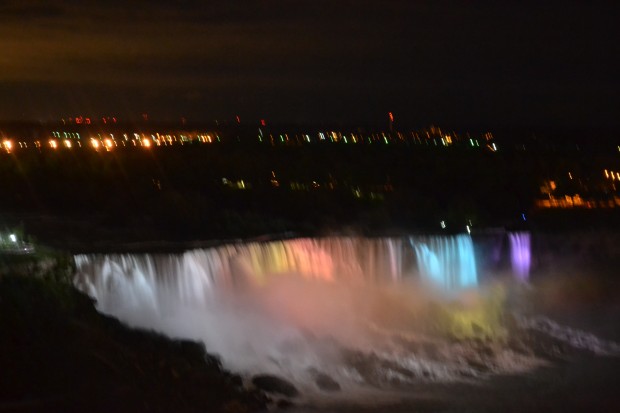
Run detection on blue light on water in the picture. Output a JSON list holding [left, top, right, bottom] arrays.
[[411, 234, 478, 290]]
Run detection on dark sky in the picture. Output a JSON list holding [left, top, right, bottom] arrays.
[[1, 0, 618, 129]]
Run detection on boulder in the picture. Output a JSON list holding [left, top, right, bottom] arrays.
[[251, 374, 299, 398], [313, 372, 341, 392]]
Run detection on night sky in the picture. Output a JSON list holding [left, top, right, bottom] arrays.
[[1, 0, 618, 129]]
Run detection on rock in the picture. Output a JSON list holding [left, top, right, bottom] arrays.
[[251, 374, 299, 398], [276, 399, 295, 409], [314, 372, 341, 392], [222, 400, 252, 413], [176, 339, 208, 360]]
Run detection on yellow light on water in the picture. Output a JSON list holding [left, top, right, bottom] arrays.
[[142, 138, 151, 147]]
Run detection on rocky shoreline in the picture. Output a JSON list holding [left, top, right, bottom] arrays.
[[0, 274, 269, 413]]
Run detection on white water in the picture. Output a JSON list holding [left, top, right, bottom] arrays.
[[515, 315, 620, 356], [73, 234, 586, 397]]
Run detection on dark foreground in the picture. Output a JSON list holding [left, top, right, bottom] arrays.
[[0, 275, 267, 413]]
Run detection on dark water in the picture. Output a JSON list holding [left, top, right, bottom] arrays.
[[290, 355, 620, 412]]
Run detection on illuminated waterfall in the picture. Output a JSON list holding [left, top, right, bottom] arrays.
[[74, 236, 482, 307], [73, 234, 557, 388], [508, 232, 531, 281], [74, 237, 408, 305], [410, 234, 478, 289]]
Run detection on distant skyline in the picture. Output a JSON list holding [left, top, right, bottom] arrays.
[[1, 1, 618, 130]]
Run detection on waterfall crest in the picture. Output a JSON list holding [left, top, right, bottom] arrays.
[[76, 235, 484, 298]]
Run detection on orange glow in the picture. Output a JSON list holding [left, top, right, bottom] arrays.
[[91, 139, 100, 149], [535, 194, 610, 209], [104, 138, 113, 149], [49, 139, 58, 149], [142, 138, 151, 147], [64, 139, 72, 148]]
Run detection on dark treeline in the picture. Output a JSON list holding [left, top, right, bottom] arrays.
[[1, 144, 619, 248]]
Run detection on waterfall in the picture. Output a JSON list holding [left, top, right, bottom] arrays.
[[508, 232, 531, 281], [410, 234, 478, 289], [74, 236, 480, 306], [72, 233, 556, 391], [69, 231, 620, 395], [75, 238, 406, 294]]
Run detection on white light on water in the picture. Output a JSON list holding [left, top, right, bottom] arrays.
[[9, 234, 17, 243]]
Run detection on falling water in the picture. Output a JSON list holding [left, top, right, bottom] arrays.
[[75, 236, 478, 314], [410, 234, 478, 289], [508, 232, 531, 281], [74, 234, 554, 397]]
